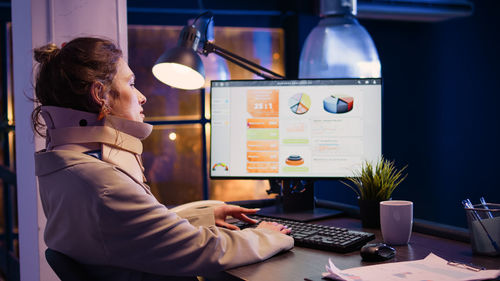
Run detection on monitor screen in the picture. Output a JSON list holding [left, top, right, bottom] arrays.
[[210, 78, 382, 179]]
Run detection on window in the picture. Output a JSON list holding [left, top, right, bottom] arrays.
[[0, 22, 19, 280], [128, 25, 285, 204]]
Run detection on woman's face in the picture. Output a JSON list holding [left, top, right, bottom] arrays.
[[107, 58, 146, 122]]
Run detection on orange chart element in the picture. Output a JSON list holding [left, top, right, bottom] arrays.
[[247, 151, 279, 162], [247, 118, 279, 129], [285, 155, 304, 166], [247, 162, 279, 173], [247, 89, 279, 117], [247, 140, 279, 151]]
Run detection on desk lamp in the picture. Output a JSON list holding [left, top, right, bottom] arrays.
[[152, 11, 285, 90]]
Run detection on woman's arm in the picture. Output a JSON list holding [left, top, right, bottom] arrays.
[[97, 165, 293, 276], [170, 200, 225, 227]]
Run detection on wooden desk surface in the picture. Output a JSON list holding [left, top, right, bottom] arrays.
[[212, 216, 499, 281]]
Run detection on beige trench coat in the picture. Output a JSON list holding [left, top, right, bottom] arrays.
[[35, 150, 293, 280]]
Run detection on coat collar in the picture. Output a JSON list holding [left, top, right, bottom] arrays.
[[39, 106, 153, 183], [41, 106, 152, 149]]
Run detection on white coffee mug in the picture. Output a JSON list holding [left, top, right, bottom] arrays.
[[380, 200, 413, 245]]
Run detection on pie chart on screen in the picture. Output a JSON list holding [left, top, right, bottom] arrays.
[[323, 95, 354, 114], [289, 93, 311, 115]]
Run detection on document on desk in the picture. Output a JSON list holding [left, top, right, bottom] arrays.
[[321, 253, 499, 281]]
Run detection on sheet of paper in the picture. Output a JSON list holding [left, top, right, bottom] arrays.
[[322, 253, 500, 281]]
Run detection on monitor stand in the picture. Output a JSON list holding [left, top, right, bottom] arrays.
[[258, 179, 342, 222]]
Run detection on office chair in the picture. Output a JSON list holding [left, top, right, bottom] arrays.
[[45, 248, 90, 281]]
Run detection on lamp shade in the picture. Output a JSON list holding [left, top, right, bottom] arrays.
[[152, 46, 205, 90], [152, 25, 206, 90], [299, 0, 380, 79]]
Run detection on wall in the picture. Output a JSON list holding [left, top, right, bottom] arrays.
[[316, 1, 500, 228], [12, 1, 128, 280]]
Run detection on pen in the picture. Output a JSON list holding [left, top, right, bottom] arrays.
[[447, 260, 485, 272], [461, 199, 481, 221], [479, 197, 494, 219]]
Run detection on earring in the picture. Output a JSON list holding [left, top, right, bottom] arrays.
[[98, 104, 111, 120]]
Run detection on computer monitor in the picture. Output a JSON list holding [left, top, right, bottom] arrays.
[[210, 78, 382, 220]]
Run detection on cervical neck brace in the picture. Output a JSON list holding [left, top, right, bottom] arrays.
[[40, 106, 153, 183]]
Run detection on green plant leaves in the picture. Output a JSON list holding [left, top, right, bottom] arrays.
[[342, 157, 408, 201]]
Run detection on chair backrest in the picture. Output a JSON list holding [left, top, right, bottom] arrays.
[[45, 248, 90, 281]]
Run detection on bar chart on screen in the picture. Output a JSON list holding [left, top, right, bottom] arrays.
[[246, 89, 280, 173]]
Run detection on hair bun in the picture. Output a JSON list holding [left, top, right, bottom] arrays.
[[34, 43, 60, 64]]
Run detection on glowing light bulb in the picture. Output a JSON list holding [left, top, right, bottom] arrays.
[[169, 132, 177, 141]]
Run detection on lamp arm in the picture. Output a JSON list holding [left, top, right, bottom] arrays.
[[203, 41, 285, 80]]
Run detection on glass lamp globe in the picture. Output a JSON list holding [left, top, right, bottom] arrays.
[[299, 0, 381, 78]]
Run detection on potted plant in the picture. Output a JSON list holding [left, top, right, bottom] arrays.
[[343, 157, 408, 228]]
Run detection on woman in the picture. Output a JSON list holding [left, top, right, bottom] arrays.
[[33, 37, 293, 280]]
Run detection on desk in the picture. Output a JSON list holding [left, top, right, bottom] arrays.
[[209, 216, 499, 281]]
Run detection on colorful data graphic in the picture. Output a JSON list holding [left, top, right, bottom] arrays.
[[246, 90, 280, 173], [212, 163, 229, 171], [323, 95, 354, 114], [285, 155, 304, 166], [289, 93, 311, 115]]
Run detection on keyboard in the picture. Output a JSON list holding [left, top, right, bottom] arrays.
[[231, 214, 375, 253]]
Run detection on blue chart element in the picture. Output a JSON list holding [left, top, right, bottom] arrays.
[[323, 95, 354, 114]]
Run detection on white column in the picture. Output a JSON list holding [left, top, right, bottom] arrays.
[[12, 1, 127, 280]]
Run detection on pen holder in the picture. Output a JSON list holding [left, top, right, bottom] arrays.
[[464, 203, 500, 256]]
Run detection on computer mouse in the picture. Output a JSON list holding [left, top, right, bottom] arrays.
[[360, 243, 396, 262]]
